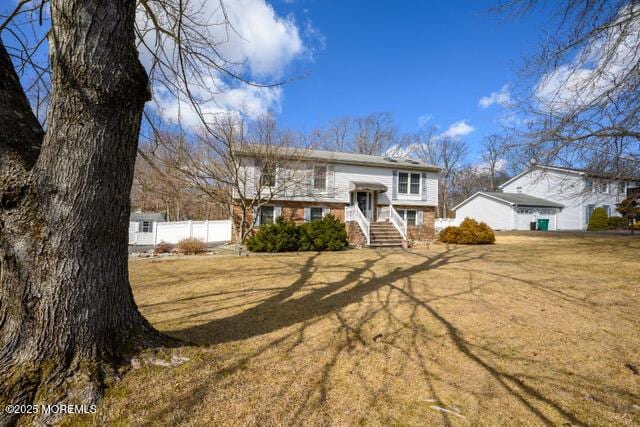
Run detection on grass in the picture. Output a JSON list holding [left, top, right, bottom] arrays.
[[76, 234, 640, 425]]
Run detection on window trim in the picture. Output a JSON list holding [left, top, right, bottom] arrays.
[[618, 181, 627, 195], [585, 178, 593, 192], [260, 162, 277, 188], [396, 209, 417, 226], [397, 171, 421, 195], [139, 221, 152, 233], [259, 205, 276, 226], [310, 207, 324, 221], [313, 165, 327, 191]]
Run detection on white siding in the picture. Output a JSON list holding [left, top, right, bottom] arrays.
[[455, 195, 515, 231], [242, 161, 439, 207], [515, 207, 558, 231], [501, 168, 627, 230]]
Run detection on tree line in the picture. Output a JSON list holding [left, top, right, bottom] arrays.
[[134, 112, 514, 223]]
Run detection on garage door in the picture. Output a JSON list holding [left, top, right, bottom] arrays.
[[516, 208, 557, 231]]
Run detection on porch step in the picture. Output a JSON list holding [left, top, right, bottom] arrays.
[[369, 221, 403, 247], [369, 240, 403, 247]]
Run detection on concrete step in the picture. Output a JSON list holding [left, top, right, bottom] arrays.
[[370, 227, 399, 232], [371, 233, 403, 239], [369, 241, 403, 247]]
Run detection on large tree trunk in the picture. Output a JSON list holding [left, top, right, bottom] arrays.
[[0, 1, 171, 424]]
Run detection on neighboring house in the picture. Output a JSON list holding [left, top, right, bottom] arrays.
[[233, 146, 440, 246], [129, 211, 166, 245], [453, 165, 640, 231]]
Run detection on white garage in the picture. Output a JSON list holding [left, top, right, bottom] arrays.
[[453, 192, 563, 231]]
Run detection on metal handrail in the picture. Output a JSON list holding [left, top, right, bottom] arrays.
[[345, 205, 370, 245]]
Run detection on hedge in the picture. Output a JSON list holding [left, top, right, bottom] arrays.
[[607, 216, 628, 230], [587, 207, 609, 231], [439, 218, 495, 244], [246, 214, 347, 252]]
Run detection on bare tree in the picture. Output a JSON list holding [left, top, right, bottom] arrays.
[[410, 126, 469, 217], [314, 113, 398, 155], [152, 115, 314, 244], [500, 0, 640, 183], [480, 134, 507, 191], [0, 0, 283, 423], [317, 116, 352, 152], [133, 139, 228, 220], [353, 112, 398, 155]]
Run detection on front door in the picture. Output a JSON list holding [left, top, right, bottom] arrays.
[[356, 191, 370, 219]]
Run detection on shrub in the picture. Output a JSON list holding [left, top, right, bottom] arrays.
[[246, 217, 300, 252], [299, 214, 348, 251], [607, 216, 628, 230], [176, 237, 206, 254], [587, 207, 609, 231], [633, 222, 640, 231], [154, 241, 173, 253], [438, 218, 495, 244]]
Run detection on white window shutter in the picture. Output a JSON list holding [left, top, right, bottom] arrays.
[[392, 170, 398, 200], [323, 207, 330, 217], [327, 164, 335, 197], [421, 172, 427, 201], [303, 207, 310, 222], [416, 210, 423, 225], [274, 206, 282, 220]]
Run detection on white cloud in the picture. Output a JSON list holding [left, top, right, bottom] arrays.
[[479, 84, 511, 109], [218, 0, 304, 77], [138, 0, 316, 126], [153, 77, 282, 126], [534, 4, 640, 112], [440, 120, 475, 139], [417, 113, 433, 128]]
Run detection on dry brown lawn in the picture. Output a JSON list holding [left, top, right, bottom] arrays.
[[74, 234, 640, 426]]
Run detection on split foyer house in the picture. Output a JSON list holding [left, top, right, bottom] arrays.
[[454, 164, 640, 231], [232, 146, 441, 246]]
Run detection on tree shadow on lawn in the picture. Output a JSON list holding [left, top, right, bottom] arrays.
[[145, 246, 631, 425]]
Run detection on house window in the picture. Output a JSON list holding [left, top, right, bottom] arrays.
[[585, 179, 593, 192], [596, 180, 608, 193], [313, 165, 327, 191], [618, 181, 627, 194], [410, 174, 420, 194], [603, 205, 611, 216], [398, 172, 420, 195], [516, 186, 523, 194], [260, 162, 276, 187], [139, 221, 152, 233], [397, 209, 417, 226], [259, 206, 275, 225], [310, 207, 324, 221]]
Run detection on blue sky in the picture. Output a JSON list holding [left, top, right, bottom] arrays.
[[270, 0, 549, 158], [2, 0, 552, 161]]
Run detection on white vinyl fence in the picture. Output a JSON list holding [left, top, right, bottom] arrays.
[[129, 220, 232, 245], [435, 218, 460, 231]]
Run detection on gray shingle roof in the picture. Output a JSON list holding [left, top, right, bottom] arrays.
[[481, 192, 564, 208], [130, 212, 166, 222], [235, 144, 441, 171]]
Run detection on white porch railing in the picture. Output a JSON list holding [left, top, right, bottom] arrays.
[[345, 205, 370, 245], [377, 206, 390, 222], [388, 204, 407, 240]]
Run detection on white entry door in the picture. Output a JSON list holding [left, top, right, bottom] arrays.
[[356, 191, 372, 220]]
